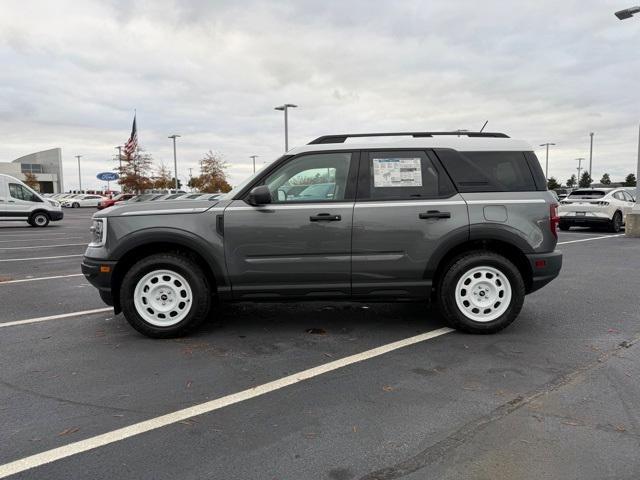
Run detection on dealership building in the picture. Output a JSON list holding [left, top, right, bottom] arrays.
[[0, 148, 64, 193]]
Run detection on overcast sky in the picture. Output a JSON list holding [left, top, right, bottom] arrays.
[[1, 0, 639, 190]]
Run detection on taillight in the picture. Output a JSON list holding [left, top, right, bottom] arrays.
[[550, 203, 559, 239]]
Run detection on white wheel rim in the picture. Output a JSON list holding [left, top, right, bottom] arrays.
[[133, 269, 193, 327], [455, 266, 512, 323], [34, 215, 46, 226]]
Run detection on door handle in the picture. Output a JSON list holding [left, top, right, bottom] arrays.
[[8, 200, 15, 203], [310, 213, 341, 222], [419, 210, 451, 219]]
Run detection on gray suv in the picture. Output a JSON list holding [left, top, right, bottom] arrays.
[[82, 132, 562, 338]]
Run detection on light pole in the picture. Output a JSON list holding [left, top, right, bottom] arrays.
[[576, 158, 584, 187], [539, 143, 555, 180], [274, 103, 298, 152], [115, 146, 123, 171], [614, 6, 640, 237], [250, 155, 259, 174], [168, 134, 181, 191], [76, 155, 82, 193], [588, 132, 594, 180]]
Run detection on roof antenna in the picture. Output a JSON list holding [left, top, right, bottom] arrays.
[[479, 120, 488, 132]]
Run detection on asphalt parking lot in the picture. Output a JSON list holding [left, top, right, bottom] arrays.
[[1, 209, 639, 479]]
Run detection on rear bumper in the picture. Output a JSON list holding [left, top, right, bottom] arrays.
[[525, 250, 562, 293], [559, 217, 610, 226], [49, 211, 64, 221]]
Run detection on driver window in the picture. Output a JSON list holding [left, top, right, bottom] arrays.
[[263, 152, 352, 203], [9, 183, 41, 202]]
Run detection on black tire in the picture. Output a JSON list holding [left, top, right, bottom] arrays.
[[29, 212, 50, 227], [609, 211, 622, 233], [119, 253, 212, 338], [558, 222, 570, 231], [437, 251, 525, 334], [72, 202, 80, 208]]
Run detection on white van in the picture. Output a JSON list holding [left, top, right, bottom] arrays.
[[0, 174, 64, 227]]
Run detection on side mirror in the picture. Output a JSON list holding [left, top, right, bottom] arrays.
[[247, 185, 272, 206]]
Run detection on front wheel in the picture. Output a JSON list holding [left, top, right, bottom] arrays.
[[437, 251, 525, 334], [28, 212, 50, 227], [120, 253, 212, 338], [72, 202, 80, 208], [558, 222, 570, 231]]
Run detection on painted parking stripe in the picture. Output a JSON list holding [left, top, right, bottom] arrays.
[[0, 308, 112, 328], [0, 243, 87, 250], [0, 274, 84, 285], [0, 254, 83, 262], [0, 236, 85, 244], [558, 234, 625, 245], [0, 327, 453, 477]]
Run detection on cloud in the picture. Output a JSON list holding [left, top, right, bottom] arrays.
[[0, 0, 638, 190]]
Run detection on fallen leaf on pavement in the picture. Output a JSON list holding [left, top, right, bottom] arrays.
[[382, 385, 394, 392], [57, 427, 79, 436]]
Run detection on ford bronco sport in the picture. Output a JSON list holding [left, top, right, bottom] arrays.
[[82, 132, 562, 338]]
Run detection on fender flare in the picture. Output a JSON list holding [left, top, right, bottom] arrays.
[[110, 227, 227, 288]]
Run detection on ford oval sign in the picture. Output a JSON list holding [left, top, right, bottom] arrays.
[[96, 172, 119, 181]]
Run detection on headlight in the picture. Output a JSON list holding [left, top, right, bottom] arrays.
[[89, 218, 107, 247], [47, 200, 60, 207]]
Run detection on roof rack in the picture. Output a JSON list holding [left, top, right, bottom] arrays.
[[308, 131, 510, 144]]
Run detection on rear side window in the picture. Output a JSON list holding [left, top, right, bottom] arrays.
[[358, 150, 455, 200], [436, 150, 538, 192]]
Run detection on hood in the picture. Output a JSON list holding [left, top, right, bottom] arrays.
[[94, 199, 219, 218]]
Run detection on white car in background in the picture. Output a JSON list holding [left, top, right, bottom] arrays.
[[62, 194, 108, 208], [559, 188, 635, 232]]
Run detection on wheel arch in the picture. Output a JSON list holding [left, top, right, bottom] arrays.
[[427, 228, 534, 295], [109, 229, 227, 313]]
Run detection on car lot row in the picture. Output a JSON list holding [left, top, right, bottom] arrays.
[[1, 210, 639, 479]]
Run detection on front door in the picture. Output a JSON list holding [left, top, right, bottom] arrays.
[[223, 151, 358, 299], [1, 182, 40, 220]]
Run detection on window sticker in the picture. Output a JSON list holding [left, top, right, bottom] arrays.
[[372, 158, 422, 187]]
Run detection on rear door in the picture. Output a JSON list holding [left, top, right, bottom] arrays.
[[223, 151, 358, 299], [351, 149, 469, 298]]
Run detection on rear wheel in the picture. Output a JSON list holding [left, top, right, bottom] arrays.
[[437, 251, 525, 334], [29, 212, 50, 227], [558, 222, 570, 231], [72, 202, 80, 208], [609, 211, 622, 233], [120, 253, 212, 338]]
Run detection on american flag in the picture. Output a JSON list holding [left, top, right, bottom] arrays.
[[123, 114, 138, 159]]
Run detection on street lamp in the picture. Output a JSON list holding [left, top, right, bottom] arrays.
[[615, 6, 640, 19], [539, 143, 555, 180], [76, 155, 82, 193], [168, 134, 181, 191], [589, 132, 594, 180], [274, 103, 298, 152], [250, 155, 259, 174], [615, 6, 640, 237], [115, 146, 123, 171], [576, 158, 584, 187]]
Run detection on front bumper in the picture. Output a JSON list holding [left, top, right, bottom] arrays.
[[525, 250, 562, 293], [81, 256, 117, 307], [49, 210, 64, 221]]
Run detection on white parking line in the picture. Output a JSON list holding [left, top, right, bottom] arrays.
[[0, 243, 87, 250], [558, 234, 625, 245], [0, 326, 453, 477], [0, 274, 84, 285], [0, 236, 85, 244], [0, 254, 83, 262], [0, 307, 112, 328]]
